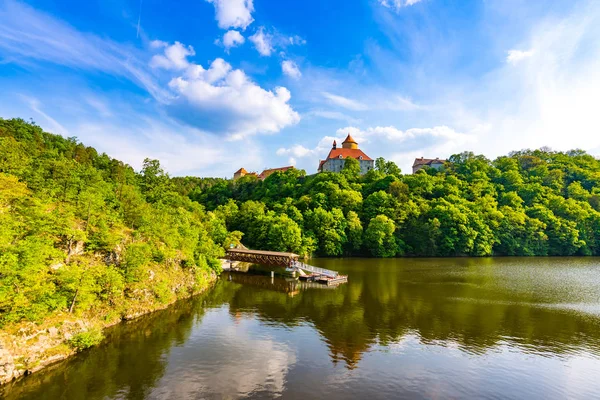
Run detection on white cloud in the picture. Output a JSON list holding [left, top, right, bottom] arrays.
[[220, 30, 245, 51], [249, 27, 273, 56], [149, 40, 168, 49], [150, 43, 300, 139], [276, 144, 315, 158], [464, 4, 600, 157], [289, 35, 307, 46], [379, 0, 424, 12], [205, 0, 254, 30], [322, 92, 369, 111], [281, 60, 301, 79], [85, 97, 112, 117], [23, 96, 70, 136], [0, 3, 299, 142], [506, 49, 534, 65], [386, 96, 424, 111], [278, 125, 474, 173], [335, 125, 472, 144], [308, 110, 362, 124], [11, 94, 264, 177], [150, 41, 194, 70], [366, 1, 600, 163], [73, 113, 265, 177], [248, 27, 305, 57]]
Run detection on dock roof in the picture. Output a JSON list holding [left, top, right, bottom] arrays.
[[226, 248, 300, 258]]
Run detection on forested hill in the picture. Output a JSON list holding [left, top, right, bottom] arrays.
[[174, 139, 600, 259], [2, 117, 600, 324], [0, 118, 231, 326]]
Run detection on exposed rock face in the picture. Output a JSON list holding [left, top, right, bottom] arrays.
[[0, 269, 217, 385], [0, 347, 16, 383], [65, 240, 85, 263], [103, 244, 123, 266], [0, 320, 90, 384]]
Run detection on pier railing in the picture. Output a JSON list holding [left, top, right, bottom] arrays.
[[225, 248, 341, 278], [295, 262, 338, 278]]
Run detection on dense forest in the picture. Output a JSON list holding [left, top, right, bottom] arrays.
[[2, 117, 600, 327], [0, 118, 231, 327], [176, 136, 600, 259]]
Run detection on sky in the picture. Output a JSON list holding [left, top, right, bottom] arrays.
[[1, 0, 599, 177]]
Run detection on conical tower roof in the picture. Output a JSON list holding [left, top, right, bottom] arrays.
[[342, 134, 357, 144]]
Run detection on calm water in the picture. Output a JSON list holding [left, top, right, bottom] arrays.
[[3, 258, 600, 399]]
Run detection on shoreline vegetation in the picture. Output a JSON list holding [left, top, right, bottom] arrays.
[[0, 118, 226, 384], [1, 117, 600, 383]]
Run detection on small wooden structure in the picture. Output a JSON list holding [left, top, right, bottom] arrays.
[[226, 249, 299, 267], [224, 248, 347, 286], [299, 274, 348, 286]]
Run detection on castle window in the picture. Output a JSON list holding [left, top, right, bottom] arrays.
[[359, 156, 363, 160], [339, 155, 343, 159]]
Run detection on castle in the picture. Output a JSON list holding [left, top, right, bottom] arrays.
[[234, 134, 444, 178], [317, 134, 374, 174]]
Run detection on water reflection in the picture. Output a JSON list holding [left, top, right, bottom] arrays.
[[3, 257, 600, 399], [225, 258, 600, 366], [1, 298, 205, 400], [150, 312, 296, 399]]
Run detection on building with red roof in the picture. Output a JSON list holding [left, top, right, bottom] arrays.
[[258, 166, 294, 180], [233, 168, 249, 180], [412, 157, 446, 174], [317, 134, 374, 174], [233, 166, 294, 180]]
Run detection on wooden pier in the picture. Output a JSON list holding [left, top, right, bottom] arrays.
[[226, 249, 298, 267], [224, 248, 347, 287]]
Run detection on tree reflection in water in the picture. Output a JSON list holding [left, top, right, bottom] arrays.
[[3, 257, 600, 399]]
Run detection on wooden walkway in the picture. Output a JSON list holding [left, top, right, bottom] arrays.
[[224, 248, 345, 283]]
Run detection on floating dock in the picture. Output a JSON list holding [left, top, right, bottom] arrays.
[[299, 273, 348, 286]]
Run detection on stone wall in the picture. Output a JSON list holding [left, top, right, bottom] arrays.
[[322, 158, 374, 175]]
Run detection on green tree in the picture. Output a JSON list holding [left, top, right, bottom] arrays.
[[345, 211, 363, 253], [305, 207, 347, 256], [364, 215, 397, 257], [342, 156, 361, 180]]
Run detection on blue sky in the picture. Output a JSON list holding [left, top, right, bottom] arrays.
[[1, 0, 599, 177]]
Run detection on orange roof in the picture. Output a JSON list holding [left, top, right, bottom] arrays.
[[342, 134, 357, 144], [234, 167, 247, 174], [258, 166, 294, 179], [325, 148, 373, 161]]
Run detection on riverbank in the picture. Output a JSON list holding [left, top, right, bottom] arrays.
[[4, 257, 600, 399], [0, 268, 218, 386]]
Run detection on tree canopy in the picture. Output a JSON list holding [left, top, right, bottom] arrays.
[[0, 118, 226, 326], [3, 117, 600, 327], [186, 142, 600, 259]]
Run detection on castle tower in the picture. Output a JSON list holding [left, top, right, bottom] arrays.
[[342, 134, 358, 150], [317, 133, 374, 174]]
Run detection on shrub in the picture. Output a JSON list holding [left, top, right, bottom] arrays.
[[68, 329, 104, 351]]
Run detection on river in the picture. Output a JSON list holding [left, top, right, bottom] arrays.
[[3, 257, 600, 399]]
